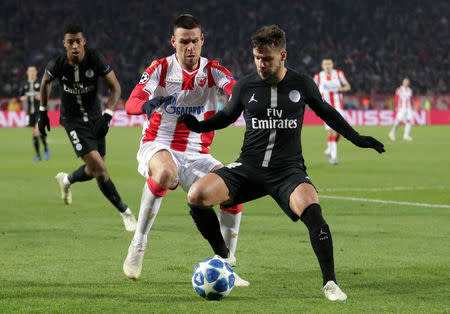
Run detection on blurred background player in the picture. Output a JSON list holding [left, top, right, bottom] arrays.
[[38, 24, 136, 231], [123, 14, 246, 285], [313, 58, 351, 164], [389, 77, 413, 141], [20, 66, 50, 161]]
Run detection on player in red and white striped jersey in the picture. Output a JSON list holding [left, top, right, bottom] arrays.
[[123, 15, 247, 285], [389, 77, 413, 141], [313, 58, 351, 164]]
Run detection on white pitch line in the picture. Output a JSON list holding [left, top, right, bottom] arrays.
[[320, 195, 450, 209], [320, 186, 450, 192]]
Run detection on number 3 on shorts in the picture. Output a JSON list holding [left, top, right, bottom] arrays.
[[69, 130, 80, 145]]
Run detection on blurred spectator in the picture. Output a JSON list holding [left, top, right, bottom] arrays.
[[0, 0, 448, 98], [361, 98, 371, 110], [7, 97, 21, 111]]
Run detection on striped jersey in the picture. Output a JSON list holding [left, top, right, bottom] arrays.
[[128, 54, 235, 154], [394, 86, 412, 111], [313, 69, 348, 110]]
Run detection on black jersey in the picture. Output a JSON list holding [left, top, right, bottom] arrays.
[[209, 68, 359, 168], [45, 48, 112, 123], [20, 80, 40, 115]]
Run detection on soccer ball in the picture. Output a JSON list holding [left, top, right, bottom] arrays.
[[192, 257, 235, 300]]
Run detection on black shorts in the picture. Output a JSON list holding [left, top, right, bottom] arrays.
[[61, 119, 105, 157], [27, 113, 39, 127], [213, 160, 314, 222]]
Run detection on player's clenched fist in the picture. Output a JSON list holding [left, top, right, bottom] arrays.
[[93, 110, 113, 138], [350, 135, 385, 153], [177, 114, 202, 133], [142, 96, 175, 119], [38, 109, 50, 136]]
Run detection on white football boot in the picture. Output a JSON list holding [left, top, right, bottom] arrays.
[[328, 156, 339, 165], [214, 253, 250, 287], [233, 271, 250, 287], [55, 172, 72, 205], [322, 280, 347, 301], [403, 135, 413, 141], [123, 244, 146, 280], [388, 132, 395, 141], [121, 210, 137, 232]]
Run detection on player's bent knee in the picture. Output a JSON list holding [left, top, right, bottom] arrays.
[[187, 183, 206, 206], [152, 167, 178, 188], [289, 183, 319, 217]]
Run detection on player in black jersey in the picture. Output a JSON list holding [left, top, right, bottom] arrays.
[[20, 66, 49, 161], [179, 25, 385, 301], [38, 24, 136, 232]]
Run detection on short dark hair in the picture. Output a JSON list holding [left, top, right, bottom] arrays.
[[173, 14, 201, 32], [63, 24, 84, 37], [251, 25, 286, 50]]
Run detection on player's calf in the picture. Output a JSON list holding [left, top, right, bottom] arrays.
[[300, 203, 336, 286], [188, 203, 229, 258]]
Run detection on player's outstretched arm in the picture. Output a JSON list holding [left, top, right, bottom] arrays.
[[178, 111, 235, 133], [38, 71, 53, 136], [179, 77, 245, 133], [314, 104, 385, 153], [142, 96, 175, 119], [92, 71, 122, 138], [304, 75, 385, 153]]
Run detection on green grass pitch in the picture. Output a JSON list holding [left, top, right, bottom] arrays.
[[0, 124, 449, 313]]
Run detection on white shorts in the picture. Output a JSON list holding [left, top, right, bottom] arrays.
[[395, 109, 413, 122], [324, 108, 344, 131], [136, 141, 222, 193]]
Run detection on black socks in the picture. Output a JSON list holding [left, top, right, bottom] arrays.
[[67, 166, 127, 213], [40, 135, 48, 151], [32, 136, 40, 157], [68, 165, 93, 183], [97, 179, 128, 212], [188, 203, 229, 258], [301, 203, 336, 286]]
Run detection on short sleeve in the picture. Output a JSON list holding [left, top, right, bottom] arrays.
[[93, 50, 113, 77], [45, 58, 60, 80]]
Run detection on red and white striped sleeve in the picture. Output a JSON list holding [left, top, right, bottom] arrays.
[[313, 73, 320, 86], [206, 60, 236, 97], [125, 58, 167, 115], [337, 70, 349, 86], [394, 87, 400, 109]]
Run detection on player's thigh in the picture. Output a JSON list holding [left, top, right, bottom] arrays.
[[268, 166, 316, 221], [209, 161, 266, 207], [137, 142, 178, 179], [31, 124, 40, 136], [149, 150, 179, 186], [289, 183, 319, 217], [62, 121, 101, 158], [406, 110, 413, 122], [178, 153, 222, 193], [396, 110, 406, 122]]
